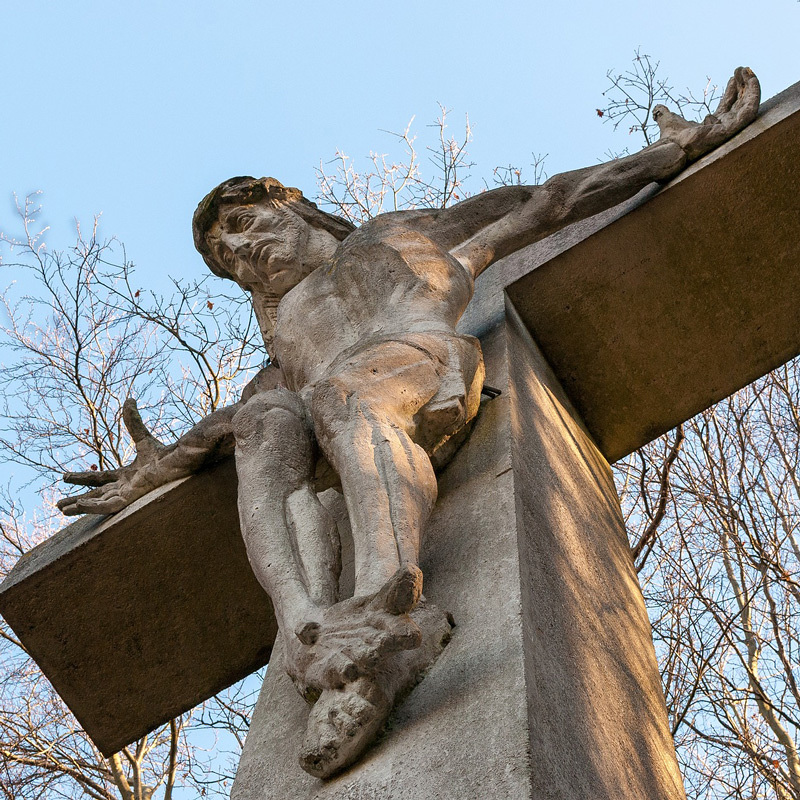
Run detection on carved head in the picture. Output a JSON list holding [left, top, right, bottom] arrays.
[[192, 176, 354, 294], [192, 176, 354, 355]]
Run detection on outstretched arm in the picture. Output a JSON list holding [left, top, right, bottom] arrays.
[[434, 67, 760, 278]]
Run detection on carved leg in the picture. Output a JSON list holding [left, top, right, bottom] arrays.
[[232, 388, 340, 646], [294, 344, 458, 777], [311, 349, 442, 598]]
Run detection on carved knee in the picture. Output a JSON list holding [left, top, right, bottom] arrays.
[[233, 388, 310, 454]]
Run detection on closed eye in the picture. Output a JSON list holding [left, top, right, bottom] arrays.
[[239, 213, 258, 232]]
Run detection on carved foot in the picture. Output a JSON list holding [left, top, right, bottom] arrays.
[[288, 565, 454, 778], [299, 677, 388, 778], [283, 565, 423, 701], [298, 598, 453, 778]]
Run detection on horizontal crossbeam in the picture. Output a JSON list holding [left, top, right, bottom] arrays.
[[507, 80, 800, 461]]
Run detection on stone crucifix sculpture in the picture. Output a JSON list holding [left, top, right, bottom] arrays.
[[56, 67, 761, 779]]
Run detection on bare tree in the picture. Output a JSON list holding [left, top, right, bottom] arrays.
[[606, 52, 800, 800], [315, 103, 547, 223], [316, 79, 800, 800], [2, 56, 791, 800], [619, 367, 800, 800], [0, 106, 527, 798], [598, 48, 723, 154], [0, 196, 261, 798], [315, 104, 476, 224]]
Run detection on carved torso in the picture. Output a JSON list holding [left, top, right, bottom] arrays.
[[274, 213, 475, 393]]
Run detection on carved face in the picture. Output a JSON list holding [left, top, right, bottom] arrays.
[[212, 202, 338, 296]]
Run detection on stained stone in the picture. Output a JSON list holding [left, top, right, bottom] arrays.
[[230, 303, 685, 799], [506, 79, 800, 461], [0, 79, 797, 763], [0, 458, 275, 756]]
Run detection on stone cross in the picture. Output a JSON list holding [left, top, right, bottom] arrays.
[[2, 79, 799, 799]]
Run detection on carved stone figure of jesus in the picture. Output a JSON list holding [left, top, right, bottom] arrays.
[[58, 68, 760, 779]]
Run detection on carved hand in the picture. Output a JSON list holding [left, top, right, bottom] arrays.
[[57, 398, 172, 516], [654, 67, 761, 162]]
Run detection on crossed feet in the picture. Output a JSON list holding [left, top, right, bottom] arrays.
[[282, 565, 453, 779]]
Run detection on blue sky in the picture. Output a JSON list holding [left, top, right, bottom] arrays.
[[3, 0, 798, 292]]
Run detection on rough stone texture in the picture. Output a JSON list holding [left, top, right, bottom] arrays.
[[0, 458, 276, 756], [231, 304, 685, 799], [0, 75, 788, 764], [506, 300, 684, 799], [190, 72, 757, 777], [507, 78, 800, 462], [3, 68, 776, 775]]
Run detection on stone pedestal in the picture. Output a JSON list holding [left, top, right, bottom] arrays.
[[231, 301, 686, 800]]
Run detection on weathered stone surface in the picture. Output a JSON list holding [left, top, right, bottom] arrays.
[[215, 72, 757, 775], [506, 301, 684, 798], [231, 304, 685, 799], [1, 76, 791, 766], [506, 78, 800, 462], [0, 458, 276, 756]]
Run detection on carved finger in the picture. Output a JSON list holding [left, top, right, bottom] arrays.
[[716, 67, 760, 127], [57, 486, 109, 515], [735, 67, 761, 124], [715, 72, 741, 116], [123, 397, 166, 454], [653, 104, 671, 137], [122, 397, 151, 441], [63, 468, 122, 487], [66, 493, 128, 516], [58, 503, 84, 517]]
